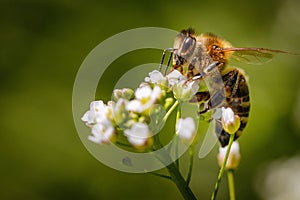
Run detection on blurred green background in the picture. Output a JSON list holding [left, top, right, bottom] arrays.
[[1, 0, 300, 199]]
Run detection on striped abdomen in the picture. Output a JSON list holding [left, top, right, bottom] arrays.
[[215, 68, 250, 147]]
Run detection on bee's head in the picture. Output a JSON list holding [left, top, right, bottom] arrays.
[[173, 29, 197, 69]]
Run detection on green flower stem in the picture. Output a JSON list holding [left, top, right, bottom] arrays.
[[163, 100, 179, 122], [176, 101, 182, 120], [211, 134, 235, 200], [175, 101, 181, 168], [153, 133, 197, 200], [166, 162, 197, 200], [174, 135, 179, 168], [153, 100, 197, 199], [227, 170, 236, 200], [149, 171, 172, 180], [186, 145, 194, 186]]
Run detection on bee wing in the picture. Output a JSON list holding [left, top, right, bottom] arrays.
[[224, 47, 291, 65], [198, 119, 218, 158], [198, 66, 225, 159], [203, 63, 224, 89], [203, 66, 226, 109]]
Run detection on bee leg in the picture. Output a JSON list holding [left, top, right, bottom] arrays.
[[189, 91, 211, 115], [198, 107, 209, 115], [164, 51, 174, 75], [190, 91, 210, 103], [190, 61, 220, 82], [198, 104, 215, 123], [198, 101, 211, 115], [203, 61, 220, 74], [158, 48, 174, 74], [186, 57, 198, 79]]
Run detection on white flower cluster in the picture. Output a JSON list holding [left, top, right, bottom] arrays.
[[81, 100, 116, 144], [145, 70, 199, 101], [81, 69, 199, 149]]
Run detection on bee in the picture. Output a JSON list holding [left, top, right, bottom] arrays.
[[159, 28, 290, 147]]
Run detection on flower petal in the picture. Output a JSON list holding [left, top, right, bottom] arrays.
[[124, 122, 150, 147], [135, 85, 152, 99], [126, 100, 142, 112], [81, 111, 90, 123], [89, 121, 115, 144], [222, 107, 235, 123], [145, 70, 165, 84], [176, 117, 196, 140], [166, 70, 185, 86]]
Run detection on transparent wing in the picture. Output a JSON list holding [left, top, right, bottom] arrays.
[[198, 60, 225, 159], [202, 64, 226, 109], [223, 47, 291, 65], [203, 68, 224, 91]]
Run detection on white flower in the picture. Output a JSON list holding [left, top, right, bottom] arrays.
[[173, 80, 199, 101], [145, 69, 186, 88], [166, 70, 185, 86], [144, 70, 166, 85], [81, 100, 111, 125], [176, 117, 196, 140], [126, 85, 162, 113], [217, 141, 241, 169], [221, 107, 240, 134], [88, 120, 115, 144], [124, 122, 151, 147]]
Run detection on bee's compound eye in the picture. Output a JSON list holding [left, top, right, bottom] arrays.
[[181, 37, 195, 54], [184, 37, 195, 48]]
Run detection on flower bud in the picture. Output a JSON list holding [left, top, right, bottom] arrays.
[[217, 141, 241, 170], [164, 97, 174, 110], [221, 107, 241, 134], [112, 98, 129, 127], [112, 88, 134, 102]]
